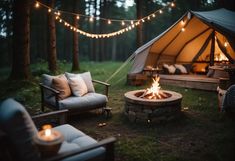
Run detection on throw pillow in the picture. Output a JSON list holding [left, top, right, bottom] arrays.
[[51, 75, 71, 100], [67, 75, 88, 96], [65, 72, 95, 92], [163, 63, 176, 74], [174, 64, 188, 74]]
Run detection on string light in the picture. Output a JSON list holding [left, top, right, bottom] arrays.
[[224, 41, 229, 47], [76, 15, 80, 19], [121, 21, 125, 26], [180, 20, 185, 26], [89, 17, 94, 22], [35, 2, 40, 8], [181, 27, 185, 32], [34, 0, 176, 39]]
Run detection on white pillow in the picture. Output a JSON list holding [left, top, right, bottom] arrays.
[[67, 75, 88, 97], [163, 63, 176, 74], [174, 64, 187, 74], [65, 72, 95, 92]]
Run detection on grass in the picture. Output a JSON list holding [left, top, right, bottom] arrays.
[[0, 61, 234, 161]]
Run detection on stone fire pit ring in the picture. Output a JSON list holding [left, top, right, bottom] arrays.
[[124, 90, 182, 123]]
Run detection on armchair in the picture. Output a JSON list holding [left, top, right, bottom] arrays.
[[40, 72, 110, 114], [0, 98, 116, 161]]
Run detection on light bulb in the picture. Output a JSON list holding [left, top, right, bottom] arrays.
[[108, 20, 111, 24], [76, 16, 80, 19], [171, 2, 175, 7], [89, 17, 94, 22], [121, 21, 125, 26], [181, 28, 185, 32], [48, 9, 51, 12], [35, 2, 40, 8], [159, 10, 163, 14]]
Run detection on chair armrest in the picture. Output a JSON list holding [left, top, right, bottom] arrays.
[[32, 109, 68, 125], [92, 80, 110, 97], [43, 137, 116, 161], [39, 83, 60, 111], [39, 83, 60, 95]]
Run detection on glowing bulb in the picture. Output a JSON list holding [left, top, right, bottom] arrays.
[[89, 17, 94, 22], [131, 21, 134, 25], [35, 2, 40, 8], [171, 2, 175, 7], [152, 14, 156, 18], [59, 19, 62, 23], [108, 20, 111, 24], [48, 8, 51, 12], [121, 21, 125, 26], [141, 19, 145, 22], [224, 41, 229, 47], [76, 16, 80, 19], [55, 16, 58, 20], [181, 20, 185, 25], [57, 12, 61, 16], [147, 16, 150, 20], [159, 10, 163, 14], [181, 27, 185, 32]]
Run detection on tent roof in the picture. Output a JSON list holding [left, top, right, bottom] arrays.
[[192, 8, 235, 37]]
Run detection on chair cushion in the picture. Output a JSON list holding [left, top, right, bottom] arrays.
[[0, 98, 40, 161], [52, 75, 72, 100], [67, 74, 88, 97], [65, 72, 95, 93], [54, 124, 105, 161], [58, 93, 108, 110]]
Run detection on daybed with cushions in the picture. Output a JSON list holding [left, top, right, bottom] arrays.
[[40, 72, 110, 114], [0, 98, 116, 161]]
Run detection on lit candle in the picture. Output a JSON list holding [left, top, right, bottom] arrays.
[[37, 124, 61, 142]]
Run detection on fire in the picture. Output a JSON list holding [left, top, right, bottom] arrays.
[[140, 76, 168, 99]]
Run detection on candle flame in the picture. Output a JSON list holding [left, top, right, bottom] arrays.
[[45, 129, 52, 137]]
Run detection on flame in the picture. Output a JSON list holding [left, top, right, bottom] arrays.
[[141, 76, 164, 99]]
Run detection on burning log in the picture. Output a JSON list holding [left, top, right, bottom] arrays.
[[139, 76, 170, 100]]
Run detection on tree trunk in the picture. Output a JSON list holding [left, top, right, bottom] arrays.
[[47, 0, 57, 73], [136, 0, 143, 47], [10, 0, 31, 80], [72, 0, 79, 71]]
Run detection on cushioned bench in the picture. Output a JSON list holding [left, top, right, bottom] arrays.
[[40, 72, 110, 114]]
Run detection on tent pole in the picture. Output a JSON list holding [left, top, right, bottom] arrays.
[[210, 30, 215, 66], [174, 27, 211, 62], [216, 37, 234, 64], [192, 31, 213, 63]]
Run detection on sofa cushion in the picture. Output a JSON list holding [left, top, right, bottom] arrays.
[[0, 98, 40, 161], [174, 64, 188, 74], [65, 72, 95, 93], [54, 124, 105, 161], [163, 63, 176, 74], [58, 93, 108, 110], [52, 75, 72, 100], [67, 74, 88, 97]]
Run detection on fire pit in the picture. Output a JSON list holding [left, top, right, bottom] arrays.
[[124, 76, 182, 123]]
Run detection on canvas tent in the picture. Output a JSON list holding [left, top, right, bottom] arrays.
[[129, 8, 235, 74]]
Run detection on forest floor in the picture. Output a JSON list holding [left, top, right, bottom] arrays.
[[0, 61, 235, 161]]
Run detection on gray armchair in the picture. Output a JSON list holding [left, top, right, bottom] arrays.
[[40, 72, 110, 114], [0, 98, 116, 161]]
